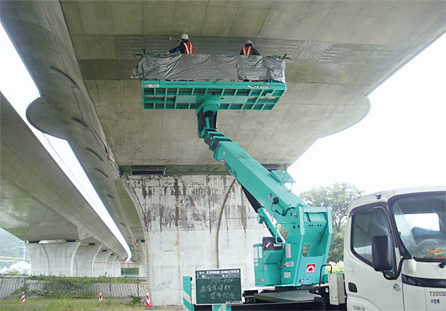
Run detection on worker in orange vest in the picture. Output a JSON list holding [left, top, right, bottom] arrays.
[[240, 40, 260, 55], [167, 33, 194, 54]]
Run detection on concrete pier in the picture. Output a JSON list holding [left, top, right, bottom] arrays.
[[93, 250, 112, 277], [26, 242, 122, 277], [107, 254, 122, 277], [74, 244, 102, 277], [26, 241, 80, 276], [138, 242, 147, 278], [125, 175, 269, 305]]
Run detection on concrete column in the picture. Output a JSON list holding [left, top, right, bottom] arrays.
[[105, 254, 116, 276], [111, 255, 122, 277], [138, 242, 147, 277], [92, 249, 112, 277], [74, 244, 102, 277], [138, 260, 147, 278], [138, 262, 147, 278], [105, 254, 121, 277], [125, 175, 270, 305], [26, 242, 49, 276], [26, 241, 80, 276]]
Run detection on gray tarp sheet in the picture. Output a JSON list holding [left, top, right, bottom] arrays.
[[131, 54, 285, 83]]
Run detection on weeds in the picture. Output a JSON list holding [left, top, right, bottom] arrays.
[[127, 295, 142, 307], [27, 275, 145, 284]]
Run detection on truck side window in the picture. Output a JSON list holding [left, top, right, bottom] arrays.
[[351, 208, 394, 267]]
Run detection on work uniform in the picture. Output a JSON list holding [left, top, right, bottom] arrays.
[[169, 41, 194, 54], [240, 45, 260, 56]]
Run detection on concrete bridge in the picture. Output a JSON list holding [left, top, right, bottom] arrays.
[[0, 93, 137, 277], [0, 0, 444, 305]]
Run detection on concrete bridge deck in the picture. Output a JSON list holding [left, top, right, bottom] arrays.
[[0, 0, 444, 305]]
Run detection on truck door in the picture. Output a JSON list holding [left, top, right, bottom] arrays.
[[392, 193, 446, 311], [344, 205, 404, 311]]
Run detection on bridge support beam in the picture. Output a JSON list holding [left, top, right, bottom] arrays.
[[26, 241, 80, 276], [74, 244, 102, 277], [124, 175, 269, 305]]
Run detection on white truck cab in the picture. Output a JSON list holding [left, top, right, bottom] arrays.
[[344, 187, 446, 311]]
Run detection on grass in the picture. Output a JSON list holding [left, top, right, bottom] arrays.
[[0, 297, 181, 310]]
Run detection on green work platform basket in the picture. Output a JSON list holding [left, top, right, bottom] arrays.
[[142, 80, 287, 110]]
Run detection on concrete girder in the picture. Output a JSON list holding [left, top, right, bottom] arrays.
[[0, 92, 127, 258], [2, 0, 444, 173], [26, 241, 81, 277], [0, 0, 143, 260]]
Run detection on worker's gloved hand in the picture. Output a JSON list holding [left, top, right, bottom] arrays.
[[165, 51, 170, 55]]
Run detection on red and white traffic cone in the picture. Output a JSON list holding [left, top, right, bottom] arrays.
[[144, 293, 152, 307], [21, 291, 25, 303], [98, 292, 103, 302]]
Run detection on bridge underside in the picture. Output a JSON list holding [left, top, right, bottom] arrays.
[[0, 0, 444, 302]]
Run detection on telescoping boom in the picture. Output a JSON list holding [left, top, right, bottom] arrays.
[[195, 96, 332, 287], [141, 75, 332, 288]]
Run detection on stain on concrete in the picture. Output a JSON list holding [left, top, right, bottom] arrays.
[[240, 187, 248, 232], [125, 174, 270, 306], [158, 205, 164, 232], [146, 209, 152, 231], [182, 183, 187, 197], [141, 178, 148, 199], [131, 175, 259, 231], [173, 178, 180, 227]]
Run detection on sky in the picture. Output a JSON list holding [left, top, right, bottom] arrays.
[[288, 33, 446, 194]]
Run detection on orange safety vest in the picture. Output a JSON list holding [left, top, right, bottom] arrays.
[[242, 46, 252, 55], [182, 42, 194, 54]]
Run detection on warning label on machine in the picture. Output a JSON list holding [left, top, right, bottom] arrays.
[[306, 264, 316, 274]]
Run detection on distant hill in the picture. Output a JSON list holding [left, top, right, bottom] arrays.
[[0, 229, 29, 269]]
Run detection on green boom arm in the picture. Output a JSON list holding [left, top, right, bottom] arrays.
[[141, 78, 332, 287], [197, 98, 333, 287]]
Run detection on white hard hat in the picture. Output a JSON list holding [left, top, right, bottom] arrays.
[[245, 40, 253, 46], [181, 33, 189, 40]]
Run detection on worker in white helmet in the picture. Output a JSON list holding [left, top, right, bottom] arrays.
[[166, 33, 194, 55], [240, 40, 260, 55]]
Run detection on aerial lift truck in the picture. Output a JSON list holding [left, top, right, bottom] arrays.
[[136, 53, 446, 310]]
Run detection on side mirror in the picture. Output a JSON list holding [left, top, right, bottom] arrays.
[[372, 235, 393, 271]]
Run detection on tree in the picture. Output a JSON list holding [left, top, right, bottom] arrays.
[[299, 182, 363, 262]]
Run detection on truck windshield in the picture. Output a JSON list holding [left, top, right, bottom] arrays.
[[391, 192, 446, 261]]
